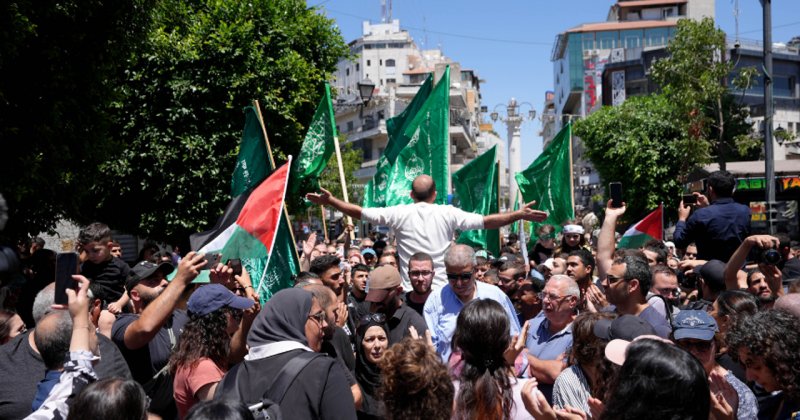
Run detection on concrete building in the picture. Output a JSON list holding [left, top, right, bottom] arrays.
[[331, 19, 483, 200], [545, 0, 715, 212]]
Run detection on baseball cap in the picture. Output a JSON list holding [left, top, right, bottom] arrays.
[[672, 310, 718, 341], [698, 260, 726, 291], [187, 284, 255, 317], [361, 248, 377, 257], [365, 265, 401, 303], [126, 260, 174, 293], [593, 314, 656, 341], [475, 250, 489, 260], [605, 335, 673, 365]]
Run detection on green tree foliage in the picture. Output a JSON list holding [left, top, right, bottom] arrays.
[[650, 17, 758, 168], [91, 0, 349, 242], [574, 95, 710, 222], [0, 0, 154, 238], [318, 139, 364, 206]]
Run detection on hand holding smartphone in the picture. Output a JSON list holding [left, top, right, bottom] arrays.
[[55, 252, 80, 305], [682, 194, 697, 205]]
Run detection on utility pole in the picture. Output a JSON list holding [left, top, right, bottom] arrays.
[[761, 0, 776, 234]]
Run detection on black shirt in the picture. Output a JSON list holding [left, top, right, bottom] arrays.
[[402, 291, 426, 316], [81, 257, 130, 303], [111, 310, 188, 384], [0, 330, 132, 420], [385, 304, 428, 345]]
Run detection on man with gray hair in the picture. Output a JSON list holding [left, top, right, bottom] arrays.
[[525, 274, 579, 404], [0, 283, 131, 419], [423, 244, 520, 362]]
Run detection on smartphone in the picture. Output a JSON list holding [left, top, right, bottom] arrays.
[[609, 182, 623, 208], [228, 258, 243, 276], [203, 253, 222, 270], [55, 252, 80, 305], [682, 194, 697, 205]]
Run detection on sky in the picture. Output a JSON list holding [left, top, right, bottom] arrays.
[[309, 0, 800, 168]]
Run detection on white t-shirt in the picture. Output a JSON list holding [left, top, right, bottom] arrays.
[[361, 202, 484, 290]]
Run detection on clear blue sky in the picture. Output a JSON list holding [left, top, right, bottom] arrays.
[[309, 0, 800, 168]]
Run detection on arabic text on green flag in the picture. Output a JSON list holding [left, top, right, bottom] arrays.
[[384, 66, 450, 206], [453, 145, 500, 256], [289, 83, 337, 196], [515, 122, 574, 240]]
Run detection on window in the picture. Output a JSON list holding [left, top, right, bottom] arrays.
[[363, 138, 373, 160], [775, 76, 796, 98], [385, 59, 395, 67], [367, 59, 371, 66], [380, 59, 383, 65], [621, 30, 642, 49], [581, 33, 595, 51], [346, 121, 354, 132], [597, 31, 618, 49], [346, 68, 350, 76], [386, 78, 396, 84], [356, 63, 360, 71], [645, 28, 670, 47]]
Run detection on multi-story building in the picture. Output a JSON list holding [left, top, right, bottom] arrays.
[[331, 19, 483, 201], [544, 0, 715, 212]]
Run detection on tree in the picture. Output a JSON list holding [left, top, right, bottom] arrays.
[[0, 0, 154, 239], [574, 94, 709, 223], [89, 0, 349, 242], [650, 17, 758, 169]]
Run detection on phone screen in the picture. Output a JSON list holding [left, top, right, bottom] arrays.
[[609, 182, 623, 208], [682, 194, 697, 205], [55, 252, 80, 305], [228, 259, 243, 276]]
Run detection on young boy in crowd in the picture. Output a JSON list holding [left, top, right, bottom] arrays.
[[78, 222, 130, 336]]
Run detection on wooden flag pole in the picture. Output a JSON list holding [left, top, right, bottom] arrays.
[[253, 100, 300, 261], [496, 160, 503, 254], [320, 206, 329, 242], [332, 135, 355, 241], [567, 120, 575, 217]]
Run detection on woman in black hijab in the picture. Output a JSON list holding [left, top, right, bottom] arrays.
[[354, 316, 389, 420], [215, 288, 356, 420]]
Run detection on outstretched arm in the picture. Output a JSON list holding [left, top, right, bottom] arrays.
[[484, 200, 548, 230], [597, 200, 626, 279], [306, 188, 363, 220], [724, 235, 779, 290]]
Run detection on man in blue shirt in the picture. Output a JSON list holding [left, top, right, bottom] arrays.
[[525, 274, 579, 404], [423, 244, 520, 362], [674, 170, 750, 262]]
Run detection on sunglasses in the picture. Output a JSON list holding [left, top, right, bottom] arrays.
[[678, 340, 713, 352], [446, 272, 473, 281], [359, 313, 387, 327]]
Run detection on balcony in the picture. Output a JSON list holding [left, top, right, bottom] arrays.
[[343, 119, 388, 144]]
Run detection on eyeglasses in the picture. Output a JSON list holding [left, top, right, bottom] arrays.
[[605, 275, 625, 285], [360, 313, 387, 326], [446, 272, 473, 282], [308, 311, 326, 326], [677, 340, 713, 352], [409, 270, 433, 277], [538, 292, 569, 302], [656, 287, 681, 298]]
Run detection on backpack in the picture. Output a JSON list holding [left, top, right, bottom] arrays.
[[217, 351, 322, 420]]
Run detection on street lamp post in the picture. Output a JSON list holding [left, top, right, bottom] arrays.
[[490, 98, 536, 207], [761, 0, 776, 234]]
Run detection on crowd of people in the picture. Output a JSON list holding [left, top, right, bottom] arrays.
[[0, 171, 799, 419]]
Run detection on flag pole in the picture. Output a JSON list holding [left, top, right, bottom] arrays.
[[320, 206, 329, 242], [332, 134, 355, 241], [253, 99, 300, 261], [518, 190, 530, 268], [660, 201, 665, 241], [497, 160, 502, 254], [567, 120, 575, 217]]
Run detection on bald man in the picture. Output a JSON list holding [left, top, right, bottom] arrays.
[[307, 175, 547, 290]]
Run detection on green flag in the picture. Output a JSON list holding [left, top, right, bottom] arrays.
[[364, 74, 434, 208], [231, 106, 300, 303], [384, 66, 450, 206], [515, 122, 574, 240], [290, 83, 337, 196], [453, 145, 500, 255], [231, 106, 271, 196], [509, 195, 520, 234]]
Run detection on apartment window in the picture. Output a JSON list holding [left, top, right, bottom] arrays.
[[346, 121, 354, 132], [346, 68, 350, 76], [621, 30, 642, 48], [597, 31, 618, 49], [367, 59, 371, 66], [775, 75, 796, 98], [356, 63, 360, 71], [363, 138, 373, 160], [581, 33, 595, 51], [386, 78, 396, 84], [385, 59, 396, 67], [380, 59, 383, 65]]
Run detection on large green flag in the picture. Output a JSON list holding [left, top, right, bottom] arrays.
[[515, 122, 574, 239], [453, 145, 500, 255], [231, 106, 300, 303], [290, 83, 337, 196], [384, 66, 450, 206], [363, 74, 434, 208]]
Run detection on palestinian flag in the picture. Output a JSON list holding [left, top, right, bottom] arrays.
[[617, 205, 663, 249], [196, 159, 291, 261]]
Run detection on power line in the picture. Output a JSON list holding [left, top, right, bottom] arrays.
[[739, 20, 800, 35], [325, 8, 552, 46]]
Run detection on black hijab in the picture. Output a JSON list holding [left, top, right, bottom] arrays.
[[247, 288, 312, 348], [355, 319, 388, 417]]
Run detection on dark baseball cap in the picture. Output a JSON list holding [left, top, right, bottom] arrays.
[[187, 284, 255, 317], [698, 260, 726, 291], [126, 260, 174, 293], [365, 265, 402, 303], [593, 314, 656, 341], [672, 310, 718, 341]]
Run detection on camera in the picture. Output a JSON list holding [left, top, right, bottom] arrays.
[[757, 248, 782, 265]]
